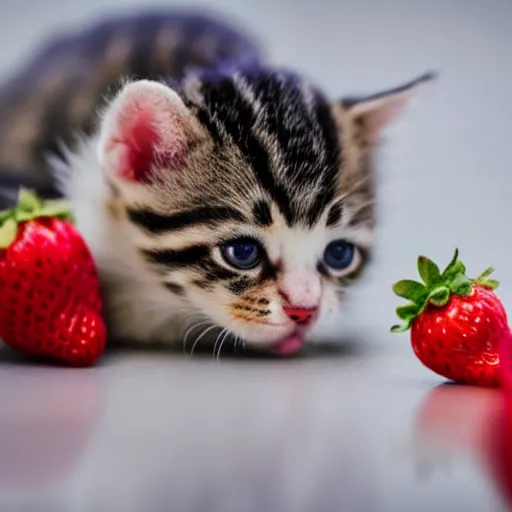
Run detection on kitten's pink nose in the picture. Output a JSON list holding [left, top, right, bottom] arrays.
[[283, 307, 317, 325]]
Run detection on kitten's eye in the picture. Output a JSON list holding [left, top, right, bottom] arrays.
[[221, 239, 262, 270], [323, 240, 355, 270]]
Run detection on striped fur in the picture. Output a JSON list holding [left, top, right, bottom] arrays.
[[0, 11, 261, 197], [0, 11, 432, 351]]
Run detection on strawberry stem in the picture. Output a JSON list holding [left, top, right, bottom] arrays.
[[390, 249, 499, 333], [0, 188, 74, 249]]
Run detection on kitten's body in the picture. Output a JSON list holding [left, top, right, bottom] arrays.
[[0, 12, 261, 203], [0, 11, 432, 353]]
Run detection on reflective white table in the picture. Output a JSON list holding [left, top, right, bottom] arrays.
[[0, 344, 507, 512]]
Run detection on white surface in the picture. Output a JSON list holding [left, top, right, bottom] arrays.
[[0, 350, 507, 511]]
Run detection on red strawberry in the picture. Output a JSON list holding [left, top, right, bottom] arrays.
[[391, 249, 510, 387], [0, 189, 106, 366]]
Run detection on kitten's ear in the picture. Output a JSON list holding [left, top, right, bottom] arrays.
[[98, 80, 197, 184], [340, 72, 436, 142]]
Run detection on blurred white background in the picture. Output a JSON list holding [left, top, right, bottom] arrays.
[[0, 0, 511, 343]]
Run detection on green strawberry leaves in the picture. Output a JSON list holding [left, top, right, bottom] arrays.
[[391, 249, 499, 333], [0, 218, 18, 249], [473, 267, 499, 290], [0, 208, 13, 223], [38, 199, 73, 220], [449, 273, 473, 296], [396, 303, 420, 320], [441, 249, 466, 281], [0, 188, 74, 250], [392, 280, 426, 301], [417, 256, 441, 287], [18, 189, 42, 212], [391, 303, 420, 333], [427, 286, 450, 307]]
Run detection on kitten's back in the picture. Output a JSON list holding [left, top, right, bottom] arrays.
[[0, 11, 262, 204]]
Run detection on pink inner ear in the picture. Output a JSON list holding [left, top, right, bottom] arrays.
[[106, 90, 189, 183], [364, 97, 408, 142]]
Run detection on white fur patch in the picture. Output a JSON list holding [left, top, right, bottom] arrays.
[[49, 134, 190, 346]]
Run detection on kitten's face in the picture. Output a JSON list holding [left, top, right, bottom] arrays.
[[98, 69, 430, 353]]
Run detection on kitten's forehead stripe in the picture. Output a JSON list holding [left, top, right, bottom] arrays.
[[326, 201, 343, 228], [197, 76, 295, 225], [127, 205, 247, 234], [252, 75, 319, 177], [314, 92, 341, 173], [192, 104, 223, 144], [252, 200, 273, 226], [183, 68, 343, 227]]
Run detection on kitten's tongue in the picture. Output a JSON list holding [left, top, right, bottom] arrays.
[[273, 333, 304, 356]]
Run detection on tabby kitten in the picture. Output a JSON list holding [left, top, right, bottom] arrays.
[[0, 12, 432, 354]]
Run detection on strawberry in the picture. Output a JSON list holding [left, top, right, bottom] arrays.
[[391, 249, 510, 387], [0, 189, 106, 366]]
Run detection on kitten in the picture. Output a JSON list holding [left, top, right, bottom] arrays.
[[0, 11, 433, 354]]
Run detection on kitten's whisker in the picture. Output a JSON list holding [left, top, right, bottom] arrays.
[[190, 324, 218, 356], [213, 328, 227, 360], [215, 329, 231, 361], [183, 320, 210, 354], [181, 313, 207, 330]]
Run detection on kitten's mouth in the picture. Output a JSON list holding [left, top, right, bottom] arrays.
[[272, 332, 304, 356]]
